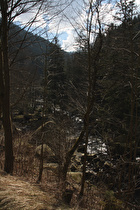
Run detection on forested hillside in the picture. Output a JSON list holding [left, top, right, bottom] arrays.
[[7, 22, 68, 116]]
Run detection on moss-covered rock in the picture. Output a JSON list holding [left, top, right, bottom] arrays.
[[67, 172, 82, 183]]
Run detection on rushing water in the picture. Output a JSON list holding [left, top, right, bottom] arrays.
[[87, 137, 107, 155]]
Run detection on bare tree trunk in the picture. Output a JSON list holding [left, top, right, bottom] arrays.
[[1, 0, 14, 174], [0, 42, 4, 120], [37, 136, 44, 183], [62, 128, 85, 181]]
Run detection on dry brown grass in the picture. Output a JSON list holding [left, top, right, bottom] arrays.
[[0, 172, 54, 210]]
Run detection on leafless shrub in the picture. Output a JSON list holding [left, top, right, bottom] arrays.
[[13, 132, 37, 178]]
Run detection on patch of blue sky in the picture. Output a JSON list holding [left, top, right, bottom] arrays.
[[58, 32, 68, 45]]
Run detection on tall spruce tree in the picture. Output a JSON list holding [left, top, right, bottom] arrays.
[[47, 37, 67, 114]]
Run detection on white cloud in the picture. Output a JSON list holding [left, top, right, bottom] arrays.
[[61, 29, 77, 51], [47, 20, 77, 51], [135, 0, 140, 11], [14, 9, 46, 30], [43, 0, 84, 51], [58, 1, 118, 51]]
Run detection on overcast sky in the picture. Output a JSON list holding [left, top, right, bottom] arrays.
[[14, 0, 140, 52]]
